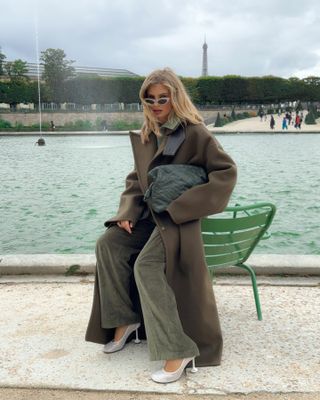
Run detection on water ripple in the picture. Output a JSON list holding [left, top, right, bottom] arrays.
[[1, 134, 319, 255]]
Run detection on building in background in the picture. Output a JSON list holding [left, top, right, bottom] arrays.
[[15, 63, 139, 80]]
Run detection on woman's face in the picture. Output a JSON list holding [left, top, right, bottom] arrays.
[[145, 84, 173, 124]]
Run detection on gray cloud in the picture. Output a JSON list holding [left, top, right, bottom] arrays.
[[1, 0, 320, 78]]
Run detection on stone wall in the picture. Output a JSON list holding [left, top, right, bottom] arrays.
[[0, 109, 253, 127], [0, 111, 143, 126]]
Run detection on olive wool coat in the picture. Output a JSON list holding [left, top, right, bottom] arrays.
[[85, 121, 237, 367]]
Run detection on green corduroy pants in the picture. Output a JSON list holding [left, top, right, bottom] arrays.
[[95, 218, 200, 361]]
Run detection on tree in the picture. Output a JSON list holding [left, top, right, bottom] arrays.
[[305, 110, 316, 124], [214, 112, 223, 127], [0, 47, 6, 76], [181, 77, 200, 104], [221, 75, 248, 104], [2, 58, 30, 109], [197, 77, 223, 104], [0, 80, 38, 107], [302, 76, 320, 101], [4, 59, 29, 83], [295, 100, 303, 113], [40, 48, 75, 102]]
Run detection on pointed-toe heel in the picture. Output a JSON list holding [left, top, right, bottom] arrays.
[[103, 322, 141, 353], [151, 356, 198, 384]]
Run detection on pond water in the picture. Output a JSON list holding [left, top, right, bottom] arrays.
[[1, 133, 319, 255]]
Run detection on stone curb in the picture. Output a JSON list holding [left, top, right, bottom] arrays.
[[208, 130, 320, 134], [2, 130, 320, 136], [0, 254, 319, 276], [0, 131, 129, 136]]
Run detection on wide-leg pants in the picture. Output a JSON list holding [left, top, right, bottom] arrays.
[[95, 218, 200, 361]]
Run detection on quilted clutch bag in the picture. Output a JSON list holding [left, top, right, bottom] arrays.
[[143, 164, 208, 213]]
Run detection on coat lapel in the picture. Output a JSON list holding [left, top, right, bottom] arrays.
[[129, 124, 186, 192], [129, 131, 159, 192], [163, 125, 185, 156]]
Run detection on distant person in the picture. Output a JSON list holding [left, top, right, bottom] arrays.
[[50, 121, 55, 131], [259, 111, 263, 121], [285, 112, 290, 122], [300, 112, 304, 126], [282, 116, 288, 130], [298, 115, 302, 129], [278, 108, 281, 117], [270, 115, 275, 130], [295, 115, 301, 129], [288, 112, 292, 125], [101, 119, 108, 132]]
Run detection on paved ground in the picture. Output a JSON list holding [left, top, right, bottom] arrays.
[[0, 274, 319, 397], [0, 388, 319, 400], [208, 111, 320, 133], [2, 110, 320, 136]]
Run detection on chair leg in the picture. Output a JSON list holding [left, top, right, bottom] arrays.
[[237, 263, 262, 321], [208, 267, 216, 284]]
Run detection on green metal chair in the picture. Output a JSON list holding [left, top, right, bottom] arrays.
[[201, 202, 276, 321]]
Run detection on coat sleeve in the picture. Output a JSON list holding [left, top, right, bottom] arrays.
[[104, 169, 145, 227], [166, 130, 237, 225]]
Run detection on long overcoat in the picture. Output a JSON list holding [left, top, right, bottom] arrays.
[[85, 121, 237, 367]]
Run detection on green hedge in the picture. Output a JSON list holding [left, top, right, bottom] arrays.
[[305, 112, 316, 124], [60, 118, 141, 131], [214, 111, 253, 127], [305, 104, 320, 124], [0, 117, 141, 131], [0, 118, 11, 129], [108, 119, 141, 131], [0, 119, 51, 131], [0, 81, 42, 104], [1, 75, 320, 106]]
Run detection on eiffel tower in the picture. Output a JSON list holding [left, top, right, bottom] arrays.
[[202, 36, 208, 76]]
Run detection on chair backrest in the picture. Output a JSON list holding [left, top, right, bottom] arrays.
[[201, 202, 276, 269]]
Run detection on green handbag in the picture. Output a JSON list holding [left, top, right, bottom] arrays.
[[143, 164, 208, 213]]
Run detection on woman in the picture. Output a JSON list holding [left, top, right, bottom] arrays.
[[85, 67, 237, 383], [270, 114, 275, 130]]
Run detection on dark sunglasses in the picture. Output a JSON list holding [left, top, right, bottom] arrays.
[[144, 97, 170, 105]]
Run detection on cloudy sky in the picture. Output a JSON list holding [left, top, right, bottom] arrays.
[[1, 0, 320, 78]]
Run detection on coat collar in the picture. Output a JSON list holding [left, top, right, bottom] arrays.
[[159, 115, 181, 135], [159, 115, 185, 156]]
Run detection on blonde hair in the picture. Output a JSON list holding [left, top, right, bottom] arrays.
[[139, 67, 203, 143]]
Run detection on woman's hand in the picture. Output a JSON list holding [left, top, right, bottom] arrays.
[[117, 220, 133, 234]]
